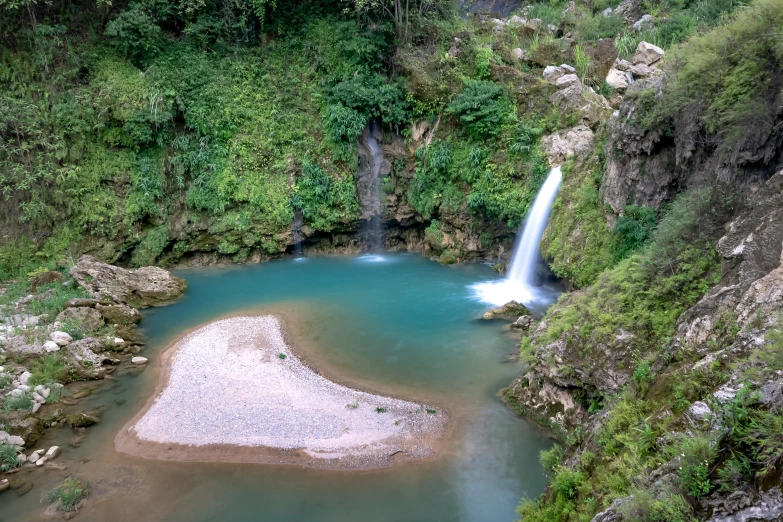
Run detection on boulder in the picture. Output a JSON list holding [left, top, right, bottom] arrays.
[[28, 449, 43, 462], [95, 303, 141, 325], [65, 298, 100, 308], [114, 324, 145, 345], [29, 270, 63, 291], [50, 331, 73, 347], [131, 356, 148, 365], [555, 74, 581, 89], [32, 402, 40, 413], [543, 64, 576, 84], [45, 446, 61, 460], [66, 413, 100, 428], [511, 316, 534, 331], [70, 255, 187, 308], [686, 401, 712, 422], [55, 307, 103, 332], [511, 48, 525, 60], [632, 14, 655, 32], [612, 0, 643, 24], [582, 38, 619, 81], [19, 371, 32, 385], [35, 457, 47, 467], [605, 67, 630, 91], [632, 41, 664, 66], [541, 125, 595, 165], [483, 301, 531, 320], [43, 340, 60, 353], [8, 435, 25, 447]]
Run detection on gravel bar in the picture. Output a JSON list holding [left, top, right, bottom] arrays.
[[122, 315, 448, 469]]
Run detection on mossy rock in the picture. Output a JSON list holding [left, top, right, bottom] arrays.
[[482, 300, 531, 320], [66, 413, 100, 428]]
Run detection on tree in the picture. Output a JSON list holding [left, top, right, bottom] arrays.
[[347, 0, 442, 42]]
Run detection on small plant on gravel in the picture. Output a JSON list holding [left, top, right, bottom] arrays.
[[3, 394, 34, 411], [46, 384, 65, 403], [278, 353, 287, 360], [28, 353, 67, 386], [346, 401, 359, 409], [0, 443, 21, 472], [59, 318, 85, 340], [426, 408, 437, 414], [43, 477, 90, 512], [375, 407, 388, 413]]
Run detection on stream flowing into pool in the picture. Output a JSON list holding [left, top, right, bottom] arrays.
[[2, 254, 553, 522]]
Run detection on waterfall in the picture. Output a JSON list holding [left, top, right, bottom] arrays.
[[359, 119, 384, 251], [506, 165, 562, 287], [471, 166, 563, 313], [292, 209, 304, 257]]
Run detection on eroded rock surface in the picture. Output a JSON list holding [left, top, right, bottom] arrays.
[[70, 255, 187, 308]]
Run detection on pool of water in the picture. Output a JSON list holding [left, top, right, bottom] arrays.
[[1, 254, 554, 522]]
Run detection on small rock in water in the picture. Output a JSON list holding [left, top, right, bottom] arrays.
[[0, 479, 8, 493], [66, 413, 100, 428], [50, 331, 73, 347], [45, 446, 62, 460], [510, 316, 534, 331], [32, 402, 41, 413], [35, 457, 48, 467], [71, 389, 92, 399], [131, 356, 148, 365], [28, 450, 43, 462], [43, 340, 61, 352]]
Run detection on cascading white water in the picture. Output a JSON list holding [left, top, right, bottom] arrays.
[[507, 165, 562, 286], [359, 119, 384, 251], [471, 166, 563, 312]]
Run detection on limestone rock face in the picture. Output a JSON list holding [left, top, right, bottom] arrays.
[[541, 125, 595, 165], [543, 64, 576, 85], [55, 306, 103, 332], [632, 41, 664, 66], [70, 255, 187, 308]]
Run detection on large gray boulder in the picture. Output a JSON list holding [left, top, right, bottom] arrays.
[[632, 41, 664, 66], [70, 255, 187, 308], [541, 125, 595, 165], [55, 306, 103, 332]]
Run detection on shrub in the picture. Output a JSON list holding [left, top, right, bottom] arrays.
[[131, 225, 170, 267], [668, 434, 716, 497], [0, 443, 21, 472], [661, 0, 783, 151], [575, 13, 625, 41], [28, 354, 67, 386], [445, 80, 510, 140], [438, 249, 458, 265], [540, 445, 565, 472], [43, 477, 90, 512], [3, 394, 34, 411], [105, 5, 164, 66], [59, 318, 85, 340], [614, 205, 657, 261]]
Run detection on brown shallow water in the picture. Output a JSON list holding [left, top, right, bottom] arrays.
[[0, 254, 554, 522]]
